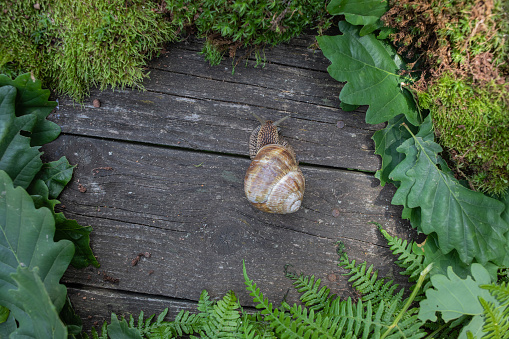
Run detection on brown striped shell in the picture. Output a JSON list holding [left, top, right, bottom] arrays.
[[244, 115, 305, 214]]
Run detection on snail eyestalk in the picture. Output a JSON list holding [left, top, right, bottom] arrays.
[[251, 113, 266, 124], [273, 115, 290, 126]]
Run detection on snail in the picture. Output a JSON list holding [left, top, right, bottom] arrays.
[[244, 113, 305, 214]]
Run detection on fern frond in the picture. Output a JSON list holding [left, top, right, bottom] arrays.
[[479, 298, 509, 339], [285, 265, 337, 312], [285, 302, 336, 338], [199, 290, 242, 338], [198, 290, 214, 317], [338, 250, 405, 310], [90, 321, 108, 339], [244, 261, 309, 338], [241, 313, 275, 338], [328, 297, 386, 338], [378, 225, 425, 282], [483, 281, 509, 306]]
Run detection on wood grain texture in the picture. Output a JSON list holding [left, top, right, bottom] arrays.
[[67, 287, 199, 333], [43, 134, 412, 308], [50, 34, 381, 172], [41, 31, 419, 333]]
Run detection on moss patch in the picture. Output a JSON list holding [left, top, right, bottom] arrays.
[[420, 74, 509, 195], [383, 0, 509, 196], [0, 0, 176, 101], [168, 0, 332, 66]]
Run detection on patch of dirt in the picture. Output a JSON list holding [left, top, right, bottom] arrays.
[[382, 0, 507, 90]]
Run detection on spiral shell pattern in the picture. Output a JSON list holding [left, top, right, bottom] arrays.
[[244, 144, 305, 214]]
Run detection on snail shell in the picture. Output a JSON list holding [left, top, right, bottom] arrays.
[[244, 114, 305, 214]]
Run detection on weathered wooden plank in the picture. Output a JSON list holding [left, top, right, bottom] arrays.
[[53, 88, 379, 172], [173, 30, 335, 71], [150, 45, 349, 114], [67, 287, 198, 333], [44, 135, 414, 307], [51, 30, 383, 173]]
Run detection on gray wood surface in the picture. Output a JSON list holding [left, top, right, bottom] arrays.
[[43, 33, 417, 333]]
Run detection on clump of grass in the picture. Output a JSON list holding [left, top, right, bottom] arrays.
[[1, 0, 176, 101], [168, 0, 332, 66]]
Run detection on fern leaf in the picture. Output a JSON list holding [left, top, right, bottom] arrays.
[[378, 225, 425, 282], [338, 251, 405, 310], [199, 290, 242, 338], [244, 261, 310, 338], [483, 281, 509, 306], [285, 303, 335, 338], [198, 290, 214, 317], [328, 298, 386, 338], [241, 313, 275, 338], [479, 298, 509, 339], [285, 266, 337, 312]]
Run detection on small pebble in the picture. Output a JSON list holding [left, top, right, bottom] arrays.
[[93, 99, 101, 108], [332, 209, 340, 217], [336, 121, 345, 129]]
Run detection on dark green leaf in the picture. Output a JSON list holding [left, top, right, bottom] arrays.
[[59, 296, 83, 336], [34, 156, 76, 199], [10, 266, 68, 338], [327, 0, 388, 36], [372, 114, 418, 186], [422, 234, 498, 281], [339, 102, 359, 111], [0, 171, 74, 337], [30, 179, 99, 268], [317, 21, 419, 125], [0, 85, 42, 189], [390, 116, 509, 264], [0, 73, 59, 146]]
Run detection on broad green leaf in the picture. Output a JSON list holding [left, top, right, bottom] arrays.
[[317, 21, 419, 125], [10, 266, 67, 338], [0, 73, 59, 146], [372, 114, 418, 186], [418, 264, 496, 322], [0, 314, 16, 336], [34, 157, 76, 199], [327, 0, 388, 36], [340, 102, 359, 111], [500, 191, 509, 224], [0, 170, 74, 337], [0, 85, 42, 189], [1, 73, 98, 269], [421, 234, 498, 281], [390, 115, 509, 264], [460, 314, 487, 339], [30, 179, 99, 268], [59, 297, 83, 336], [107, 314, 143, 339]]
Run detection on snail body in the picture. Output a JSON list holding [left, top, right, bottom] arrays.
[[244, 114, 305, 214]]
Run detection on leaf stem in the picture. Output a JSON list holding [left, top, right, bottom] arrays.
[[380, 263, 433, 339]]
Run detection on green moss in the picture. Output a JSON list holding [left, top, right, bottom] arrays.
[[422, 73, 509, 195], [0, 0, 176, 101], [438, 0, 509, 70], [168, 0, 332, 66]]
